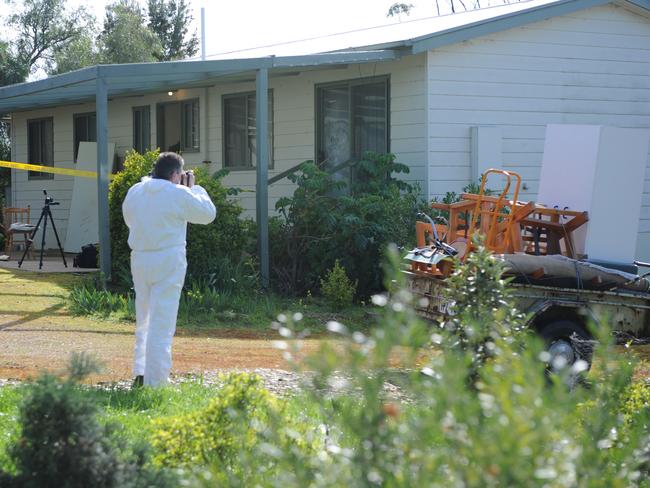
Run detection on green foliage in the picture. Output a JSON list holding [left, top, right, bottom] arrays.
[[270, 152, 423, 297], [68, 281, 135, 319], [108, 149, 250, 290], [320, 260, 357, 311], [99, 0, 162, 64], [147, 0, 199, 61], [215, 248, 650, 487], [443, 237, 527, 360], [50, 30, 101, 75], [0, 40, 27, 86], [4, 0, 90, 76], [3, 353, 176, 487], [151, 373, 278, 468]]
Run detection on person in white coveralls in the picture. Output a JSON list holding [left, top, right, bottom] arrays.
[[123, 152, 216, 387]]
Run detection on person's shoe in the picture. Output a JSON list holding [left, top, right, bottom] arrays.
[[131, 375, 144, 389]]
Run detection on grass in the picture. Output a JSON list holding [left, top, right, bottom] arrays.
[[68, 275, 376, 332], [0, 379, 325, 474]]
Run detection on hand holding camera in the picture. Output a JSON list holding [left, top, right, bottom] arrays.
[[180, 170, 195, 188]]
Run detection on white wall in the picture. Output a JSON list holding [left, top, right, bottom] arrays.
[[426, 3, 650, 261], [10, 55, 425, 249]]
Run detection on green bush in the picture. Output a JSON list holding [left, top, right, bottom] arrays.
[[213, 248, 650, 487], [3, 354, 176, 488], [320, 260, 357, 310], [270, 152, 422, 297], [108, 150, 251, 289], [151, 373, 278, 468], [68, 282, 135, 319]]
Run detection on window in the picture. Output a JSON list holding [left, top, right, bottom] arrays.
[[133, 106, 151, 154], [73, 112, 96, 162], [156, 99, 199, 153], [316, 77, 389, 170], [27, 118, 54, 180], [223, 91, 273, 169]]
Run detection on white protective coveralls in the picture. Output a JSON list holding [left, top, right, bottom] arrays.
[[122, 176, 216, 386]]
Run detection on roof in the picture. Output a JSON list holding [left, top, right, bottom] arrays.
[[0, 0, 648, 113]]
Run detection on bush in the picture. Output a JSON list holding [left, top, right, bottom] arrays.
[[68, 282, 135, 319], [216, 248, 650, 487], [108, 150, 251, 289], [3, 353, 176, 488], [320, 260, 357, 310], [151, 373, 278, 468], [270, 152, 423, 297]]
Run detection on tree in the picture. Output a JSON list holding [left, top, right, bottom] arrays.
[[50, 30, 101, 75], [387, 0, 521, 18], [99, 0, 162, 64], [0, 41, 27, 86], [4, 0, 90, 77], [147, 0, 199, 61]]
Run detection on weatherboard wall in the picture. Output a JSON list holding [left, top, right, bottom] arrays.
[[425, 2, 650, 261]]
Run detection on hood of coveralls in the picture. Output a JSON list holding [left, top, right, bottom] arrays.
[[140, 176, 175, 193]]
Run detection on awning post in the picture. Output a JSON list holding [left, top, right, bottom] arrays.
[[256, 67, 269, 289], [96, 75, 111, 283]]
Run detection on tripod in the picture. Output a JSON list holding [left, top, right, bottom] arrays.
[[19, 190, 68, 269]]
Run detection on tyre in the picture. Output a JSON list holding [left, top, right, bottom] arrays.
[[538, 319, 593, 369]]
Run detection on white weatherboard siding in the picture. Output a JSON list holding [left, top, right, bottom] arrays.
[[10, 55, 425, 249], [426, 3, 650, 261]]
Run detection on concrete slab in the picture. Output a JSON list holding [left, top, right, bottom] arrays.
[[0, 253, 98, 274]]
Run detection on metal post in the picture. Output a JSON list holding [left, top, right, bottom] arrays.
[[256, 68, 269, 289], [96, 75, 111, 282], [200, 8, 206, 61]]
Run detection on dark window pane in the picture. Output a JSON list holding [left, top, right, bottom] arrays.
[[133, 106, 150, 154], [224, 96, 247, 167], [352, 81, 387, 158], [73, 113, 96, 161], [28, 118, 53, 180], [318, 85, 350, 170]]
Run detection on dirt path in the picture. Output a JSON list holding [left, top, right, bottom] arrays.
[[0, 269, 318, 382]]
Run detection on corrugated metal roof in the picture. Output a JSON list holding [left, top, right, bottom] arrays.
[[0, 0, 647, 113]]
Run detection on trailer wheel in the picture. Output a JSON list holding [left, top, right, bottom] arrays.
[[538, 320, 592, 370]]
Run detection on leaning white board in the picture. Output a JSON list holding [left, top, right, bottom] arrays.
[[538, 125, 649, 264], [64, 142, 115, 253]]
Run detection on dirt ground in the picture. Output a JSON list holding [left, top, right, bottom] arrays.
[[0, 267, 648, 384], [0, 268, 320, 382]]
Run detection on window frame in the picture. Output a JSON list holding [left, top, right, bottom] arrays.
[[156, 98, 200, 153], [221, 90, 274, 171], [132, 105, 151, 154], [314, 75, 390, 167], [72, 111, 96, 163], [27, 117, 54, 181]]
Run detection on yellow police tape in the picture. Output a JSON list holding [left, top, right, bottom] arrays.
[[0, 160, 113, 179]]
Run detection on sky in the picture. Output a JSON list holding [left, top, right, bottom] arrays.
[[0, 0, 523, 59]]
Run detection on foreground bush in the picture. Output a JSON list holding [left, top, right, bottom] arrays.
[[108, 149, 251, 289], [1, 354, 176, 488], [201, 247, 650, 487], [269, 152, 422, 297]]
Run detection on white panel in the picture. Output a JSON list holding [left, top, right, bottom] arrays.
[[587, 127, 649, 262], [538, 124, 650, 263], [64, 142, 116, 252], [470, 126, 502, 182]]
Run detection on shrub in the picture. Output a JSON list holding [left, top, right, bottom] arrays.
[[4, 353, 176, 488], [320, 260, 357, 310], [68, 282, 135, 319], [108, 150, 251, 289], [270, 152, 423, 297], [219, 248, 650, 487], [151, 373, 277, 468]]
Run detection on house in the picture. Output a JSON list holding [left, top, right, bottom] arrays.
[[1, 0, 649, 282]]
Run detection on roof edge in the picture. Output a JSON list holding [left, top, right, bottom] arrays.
[[410, 0, 614, 53]]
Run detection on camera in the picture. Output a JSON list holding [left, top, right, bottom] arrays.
[[42, 189, 59, 206], [181, 170, 194, 187]]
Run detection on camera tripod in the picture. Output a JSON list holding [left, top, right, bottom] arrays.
[[18, 190, 68, 269]]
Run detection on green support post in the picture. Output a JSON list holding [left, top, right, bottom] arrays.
[[96, 76, 111, 283], [256, 68, 269, 289]]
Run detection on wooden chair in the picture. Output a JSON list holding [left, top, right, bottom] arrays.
[[3, 207, 34, 258]]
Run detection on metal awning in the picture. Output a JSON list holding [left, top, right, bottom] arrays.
[[0, 50, 400, 286], [0, 51, 398, 113]]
